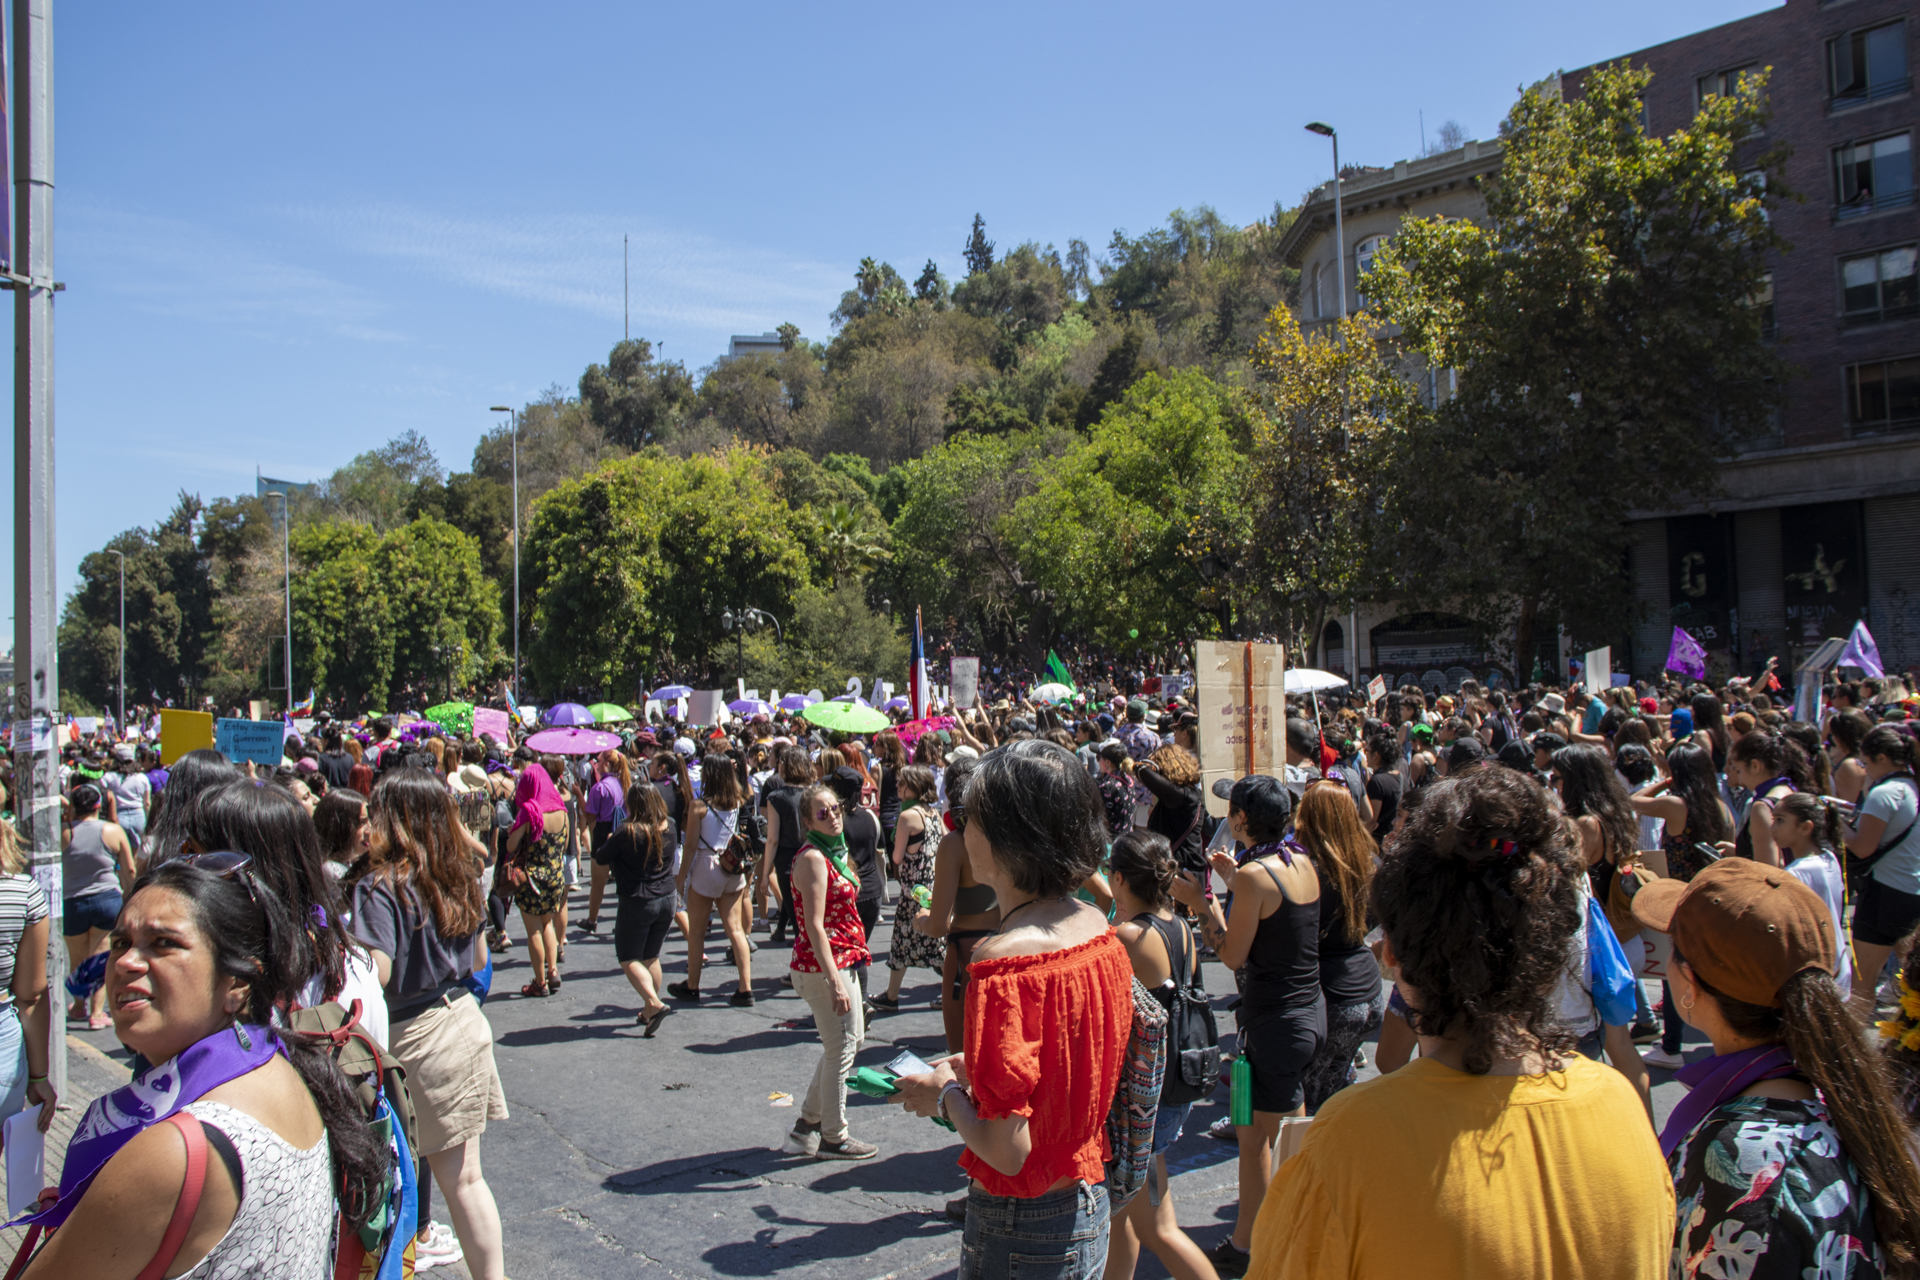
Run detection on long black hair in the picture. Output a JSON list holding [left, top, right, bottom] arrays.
[[1667, 742, 1731, 845], [1551, 743, 1637, 865], [144, 749, 239, 866], [127, 861, 390, 1231], [182, 780, 353, 1004]]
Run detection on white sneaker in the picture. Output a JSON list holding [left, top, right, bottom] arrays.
[[782, 1120, 821, 1156], [1640, 1047, 1686, 1071], [413, 1221, 463, 1270]]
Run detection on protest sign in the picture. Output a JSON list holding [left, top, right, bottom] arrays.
[[1159, 673, 1189, 703], [473, 707, 511, 741], [159, 710, 216, 765], [1584, 646, 1611, 698], [248, 700, 267, 721], [950, 658, 980, 709], [688, 690, 725, 726], [1366, 675, 1387, 703], [75, 716, 98, 737], [1193, 640, 1287, 817], [217, 717, 287, 766]]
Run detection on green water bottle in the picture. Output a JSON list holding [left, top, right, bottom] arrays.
[[912, 884, 932, 910], [1230, 1055, 1253, 1126]]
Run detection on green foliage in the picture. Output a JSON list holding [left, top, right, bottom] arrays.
[[407, 471, 515, 595], [693, 348, 828, 452], [1016, 370, 1251, 648], [521, 447, 811, 694], [832, 258, 911, 328], [59, 494, 214, 710], [963, 214, 995, 276], [1367, 61, 1787, 660], [289, 516, 502, 711], [302, 431, 444, 532], [473, 387, 628, 515], [951, 242, 1072, 368], [738, 581, 906, 693], [579, 339, 697, 449], [913, 261, 949, 306], [1076, 328, 1160, 430]]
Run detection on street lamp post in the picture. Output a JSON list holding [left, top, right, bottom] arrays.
[[491, 406, 518, 702], [264, 491, 292, 710], [1306, 122, 1347, 325], [720, 606, 782, 695], [107, 550, 124, 731]]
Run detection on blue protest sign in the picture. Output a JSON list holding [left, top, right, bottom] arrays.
[[216, 717, 287, 765]]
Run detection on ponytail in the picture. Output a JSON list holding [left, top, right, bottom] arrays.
[[1774, 791, 1845, 854], [1701, 967, 1920, 1270], [1862, 724, 1919, 775]]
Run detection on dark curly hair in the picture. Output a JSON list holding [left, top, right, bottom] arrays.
[[1370, 767, 1584, 1074]]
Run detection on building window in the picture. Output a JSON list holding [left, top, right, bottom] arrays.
[[1841, 246, 1919, 324], [1834, 132, 1914, 217], [1353, 236, 1383, 307], [1845, 356, 1920, 432], [1698, 63, 1759, 110], [1752, 272, 1776, 338], [1829, 21, 1909, 109], [1309, 263, 1323, 319]]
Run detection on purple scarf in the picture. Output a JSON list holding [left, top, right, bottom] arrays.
[[22, 1022, 281, 1226], [1657, 1043, 1798, 1160], [1238, 836, 1306, 867]]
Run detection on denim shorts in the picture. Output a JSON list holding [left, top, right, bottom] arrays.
[[1151, 1099, 1193, 1155], [64, 891, 122, 937], [961, 1179, 1109, 1279]]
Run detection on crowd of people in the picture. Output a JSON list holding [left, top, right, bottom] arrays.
[[0, 662, 1917, 1278]]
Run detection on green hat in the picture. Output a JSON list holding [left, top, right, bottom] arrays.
[[1409, 723, 1435, 743]]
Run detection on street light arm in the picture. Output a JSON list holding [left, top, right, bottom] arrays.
[[744, 607, 783, 644]]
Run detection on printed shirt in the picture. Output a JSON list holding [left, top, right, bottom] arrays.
[[1670, 1094, 1885, 1280], [789, 857, 870, 973], [1097, 771, 1134, 834], [1116, 721, 1160, 762]]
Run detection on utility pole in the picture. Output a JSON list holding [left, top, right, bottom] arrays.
[[623, 234, 629, 343], [265, 491, 291, 708], [11, 0, 63, 1096], [490, 406, 519, 701], [109, 548, 124, 730]]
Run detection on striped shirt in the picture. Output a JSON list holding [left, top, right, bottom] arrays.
[[0, 874, 49, 995]]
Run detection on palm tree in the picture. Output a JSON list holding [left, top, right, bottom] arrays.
[[816, 503, 888, 587]]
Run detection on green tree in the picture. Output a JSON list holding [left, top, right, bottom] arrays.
[[831, 258, 911, 328], [912, 260, 949, 306], [473, 387, 628, 521], [693, 347, 827, 451], [1243, 308, 1415, 656], [289, 522, 393, 710], [1076, 328, 1159, 430], [408, 471, 515, 598], [59, 494, 215, 711], [739, 581, 906, 694], [1016, 370, 1250, 648], [579, 339, 697, 448], [952, 242, 1072, 368], [304, 431, 444, 532], [1367, 62, 1785, 663], [963, 214, 995, 276], [813, 502, 890, 587]]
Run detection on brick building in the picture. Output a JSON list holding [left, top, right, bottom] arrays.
[[1280, 0, 1920, 690]]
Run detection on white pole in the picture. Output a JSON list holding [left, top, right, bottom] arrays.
[[110, 549, 124, 729]]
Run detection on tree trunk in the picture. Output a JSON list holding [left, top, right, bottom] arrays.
[[1514, 595, 1538, 686]]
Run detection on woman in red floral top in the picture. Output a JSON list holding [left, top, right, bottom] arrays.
[[782, 781, 877, 1161]]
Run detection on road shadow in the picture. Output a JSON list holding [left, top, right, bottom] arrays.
[[602, 1145, 789, 1195], [495, 1021, 628, 1048], [701, 1207, 956, 1276], [807, 1146, 966, 1196]]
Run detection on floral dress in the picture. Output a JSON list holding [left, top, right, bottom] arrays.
[[1669, 1093, 1885, 1279], [887, 805, 946, 974], [511, 822, 568, 916], [1097, 770, 1134, 836]]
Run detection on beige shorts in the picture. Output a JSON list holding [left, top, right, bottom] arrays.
[[390, 991, 508, 1156]]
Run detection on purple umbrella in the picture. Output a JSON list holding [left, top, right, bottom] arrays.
[[778, 694, 817, 711], [882, 697, 910, 711], [525, 727, 623, 756], [544, 702, 594, 726], [729, 698, 775, 717], [830, 694, 873, 708], [650, 685, 693, 700]]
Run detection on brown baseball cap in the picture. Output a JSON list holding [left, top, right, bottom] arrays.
[[1630, 859, 1835, 1008]]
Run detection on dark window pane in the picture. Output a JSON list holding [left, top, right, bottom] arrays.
[[1883, 247, 1919, 313], [1867, 23, 1907, 92], [1833, 32, 1866, 97], [1889, 358, 1920, 421], [1844, 255, 1882, 313], [1852, 362, 1889, 423], [1877, 135, 1914, 198]]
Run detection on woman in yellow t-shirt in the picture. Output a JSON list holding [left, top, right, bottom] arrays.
[[1245, 766, 1673, 1280]]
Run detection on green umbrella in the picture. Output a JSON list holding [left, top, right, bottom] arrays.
[[423, 701, 475, 735], [799, 700, 890, 734], [588, 702, 633, 723]]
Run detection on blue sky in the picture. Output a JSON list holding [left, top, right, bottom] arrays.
[[4, 0, 1777, 614]]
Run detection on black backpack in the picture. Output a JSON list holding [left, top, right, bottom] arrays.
[[1140, 914, 1221, 1107]]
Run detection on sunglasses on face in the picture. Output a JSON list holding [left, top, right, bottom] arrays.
[[813, 804, 843, 821]]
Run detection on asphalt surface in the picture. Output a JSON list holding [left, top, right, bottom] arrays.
[[64, 882, 1706, 1279]]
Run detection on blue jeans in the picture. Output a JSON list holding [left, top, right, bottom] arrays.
[[961, 1180, 1108, 1279]]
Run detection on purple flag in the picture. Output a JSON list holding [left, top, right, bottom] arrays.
[[1666, 627, 1707, 680], [1837, 619, 1884, 678]]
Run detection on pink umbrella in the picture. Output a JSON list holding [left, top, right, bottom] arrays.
[[525, 727, 622, 756]]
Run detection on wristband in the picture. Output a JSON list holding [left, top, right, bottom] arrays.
[[939, 1081, 968, 1124], [26, 1074, 46, 1084]]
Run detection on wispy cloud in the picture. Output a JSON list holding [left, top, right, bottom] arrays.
[[276, 204, 846, 336]]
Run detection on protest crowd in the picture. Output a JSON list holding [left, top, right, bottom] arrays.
[[0, 633, 1919, 1280]]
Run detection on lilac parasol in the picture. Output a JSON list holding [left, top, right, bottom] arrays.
[[729, 698, 776, 717], [544, 702, 595, 726], [649, 685, 693, 700], [525, 727, 623, 755], [778, 693, 817, 711], [882, 697, 911, 711]]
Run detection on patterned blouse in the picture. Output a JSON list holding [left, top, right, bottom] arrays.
[[790, 855, 871, 974], [1097, 770, 1134, 836], [1669, 1094, 1885, 1279]]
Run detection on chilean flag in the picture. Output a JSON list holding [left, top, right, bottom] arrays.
[[909, 607, 931, 719]]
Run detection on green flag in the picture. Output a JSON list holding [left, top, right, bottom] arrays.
[[1045, 650, 1075, 691]]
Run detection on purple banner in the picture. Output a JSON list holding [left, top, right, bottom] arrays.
[[1665, 627, 1707, 680]]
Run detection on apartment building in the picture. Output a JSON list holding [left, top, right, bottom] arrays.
[[1280, 0, 1920, 689]]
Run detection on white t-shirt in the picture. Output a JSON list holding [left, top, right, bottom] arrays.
[[1785, 850, 1852, 998], [294, 945, 391, 1050]]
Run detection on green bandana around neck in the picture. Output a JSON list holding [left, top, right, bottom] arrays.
[[805, 828, 860, 888]]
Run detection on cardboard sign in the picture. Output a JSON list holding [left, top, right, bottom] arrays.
[[1193, 640, 1287, 817], [473, 707, 511, 742], [75, 716, 98, 737], [516, 706, 540, 728], [159, 710, 216, 765], [688, 690, 725, 726], [1159, 673, 1189, 703], [217, 717, 287, 766], [292, 718, 316, 737], [950, 658, 980, 710], [1584, 647, 1611, 698], [248, 700, 267, 722], [1367, 675, 1387, 703]]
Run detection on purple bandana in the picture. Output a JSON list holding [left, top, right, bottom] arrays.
[[1240, 836, 1306, 867], [22, 1023, 281, 1227], [1657, 1043, 1798, 1160]]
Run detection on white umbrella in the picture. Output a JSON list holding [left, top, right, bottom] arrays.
[[1283, 668, 1349, 693], [1029, 682, 1075, 704]]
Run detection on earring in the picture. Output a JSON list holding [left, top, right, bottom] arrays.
[[233, 1023, 252, 1051]]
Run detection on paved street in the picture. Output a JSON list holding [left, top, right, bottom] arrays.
[[65, 881, 1700, 1280]]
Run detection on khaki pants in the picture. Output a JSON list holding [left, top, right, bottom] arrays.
[[791, 966, 864, 1143]]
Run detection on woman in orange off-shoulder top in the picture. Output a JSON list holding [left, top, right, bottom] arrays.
[[895, 740, 1133, 1280]]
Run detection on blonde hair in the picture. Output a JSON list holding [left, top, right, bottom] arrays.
[[0, 823, 24, 876], [1147, 743, 1200, 787], [1296, 781, 1377, 944]]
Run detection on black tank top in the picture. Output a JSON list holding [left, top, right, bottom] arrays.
[[1241, 857, 1323, 1014], [1733, 779, 1794, 861], [766, 784, 804, 860]]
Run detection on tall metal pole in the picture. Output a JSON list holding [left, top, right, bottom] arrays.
[[12, 0, 62, 1096], [266, 491, 290, 708], [109, 549, 124, 730], [623, 234, 629, 343], [489, 406, 517, 702]]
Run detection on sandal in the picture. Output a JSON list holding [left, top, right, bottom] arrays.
[[520, 981, 550, 998], [547, 970, 562, 991], [641, 1006, 673, 1038], [88, 1012, 111, 1031]]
